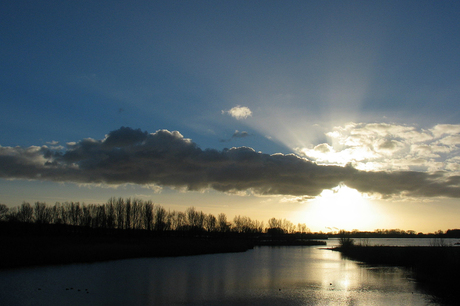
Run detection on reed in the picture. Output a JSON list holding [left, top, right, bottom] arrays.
[[335, 245, 460, 305]]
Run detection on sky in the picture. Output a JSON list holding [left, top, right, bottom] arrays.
[[1, 0, 460, 233]]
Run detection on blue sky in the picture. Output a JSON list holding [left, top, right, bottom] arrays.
[[1, 1, 460, 232]]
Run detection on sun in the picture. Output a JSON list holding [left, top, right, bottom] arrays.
[[302, 184, 379, 232]]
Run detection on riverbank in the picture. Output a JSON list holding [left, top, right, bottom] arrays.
[[0, 235, 253, 270], [335, 245, 460, 305]]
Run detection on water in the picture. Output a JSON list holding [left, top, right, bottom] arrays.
[[0, 238, 451, 306]]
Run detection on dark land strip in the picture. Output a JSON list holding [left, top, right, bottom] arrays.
[[0, 235, 254, 270], [335, 245, 460, 305], [0, 221, 254, 270], [0, 222, 325, 270]]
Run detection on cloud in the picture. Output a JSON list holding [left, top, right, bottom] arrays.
[[219, 130, 250, 142], [299, 122, 460, 173], [232, 130, 250, 139], [1, 127, 460, 199], [222, 105, 252, 120]]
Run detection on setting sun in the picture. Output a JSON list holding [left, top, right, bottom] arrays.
[[302, 185, 379, 232]]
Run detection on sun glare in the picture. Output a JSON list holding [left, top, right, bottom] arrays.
[[302, 185, 379, 232]]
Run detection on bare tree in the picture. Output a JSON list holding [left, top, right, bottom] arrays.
[[17, 202, 34, 223], [281, 219, 295, 234], [217, 213, 229, 232], [106, 201, 115, 229], [268, 217, 281, 229], [34, 202, 51, 224], [131, 199, 142, 230], [297, 223, 310, 233], [154, 205, 167, 231], [186, 207, 198, 228], [115, 197, 125, 230], [0, 204, 9, 221], [175, 211, 186, 230], [80, 204, 92, 227], [254, 220, 264, 233], [125, 198, 132, 230], [143, 201, 154, 231], [95, 205, 107, 228], [204, 214, 217, 232]]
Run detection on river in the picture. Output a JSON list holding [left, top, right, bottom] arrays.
[[1, 238, 456, 305]]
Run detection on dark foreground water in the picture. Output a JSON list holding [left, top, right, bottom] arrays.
[[1, 238, 455, 306]]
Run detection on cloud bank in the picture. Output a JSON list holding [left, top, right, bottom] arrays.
[[1, 126, 460, 199]]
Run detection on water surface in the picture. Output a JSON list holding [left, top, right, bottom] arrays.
[[0, 239, 446, 305]]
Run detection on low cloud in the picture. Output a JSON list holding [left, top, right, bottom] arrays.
[[222, 105, 252, 120], [1, 126, 460, 199]]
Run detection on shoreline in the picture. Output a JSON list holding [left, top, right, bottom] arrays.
[[334, 245, 460, 305]]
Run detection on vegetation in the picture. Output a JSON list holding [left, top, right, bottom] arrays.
[[0, 199, 312, 235], [2, 200, 459, 238], [327, 228, 460, 238], [0, 198, 323, 269], [2, 197, 459, 272], [338, 230, 355, 248], [335, 243, 460, 305]]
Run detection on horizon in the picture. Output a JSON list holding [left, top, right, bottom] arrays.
[[3, 197, 459, 235], [1, 1, 460, 234]]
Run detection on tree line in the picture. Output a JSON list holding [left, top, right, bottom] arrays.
[[0, 198, 310, 235]]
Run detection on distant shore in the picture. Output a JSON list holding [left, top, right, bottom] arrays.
[[334, 245, 460, 305]]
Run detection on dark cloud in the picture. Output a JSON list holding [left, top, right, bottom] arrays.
[[1, 127, 460, 198], [220, 130, 250, 142], [232, 130, 250, 139]]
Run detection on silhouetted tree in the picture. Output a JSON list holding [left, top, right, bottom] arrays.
[[268, 217, 281, 229], [17, 202, 34, 223], [253, 220, 264, 233], [233, 215, 258, 233], [96, 204, 107, 228], [106, 200, 115, 229], [125, 198, 132, 230], [0, 204, 9, 221], [131, 199, 142, 230], [217, 213, 229, 232], [81, 204, 92, 227], [204, 214, 217, 232], [34, 202, 51, 224], [186, 207, 199, 228], [281, 219, 295, 233], [297, 223, 309, 233], [154, 205, 167, 231], [3, 197, 315, 239], [115, 197, 125, 230], [173, 211, 186, 230]]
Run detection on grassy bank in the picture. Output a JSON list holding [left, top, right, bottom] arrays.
[[335, 245, 460, 305]]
